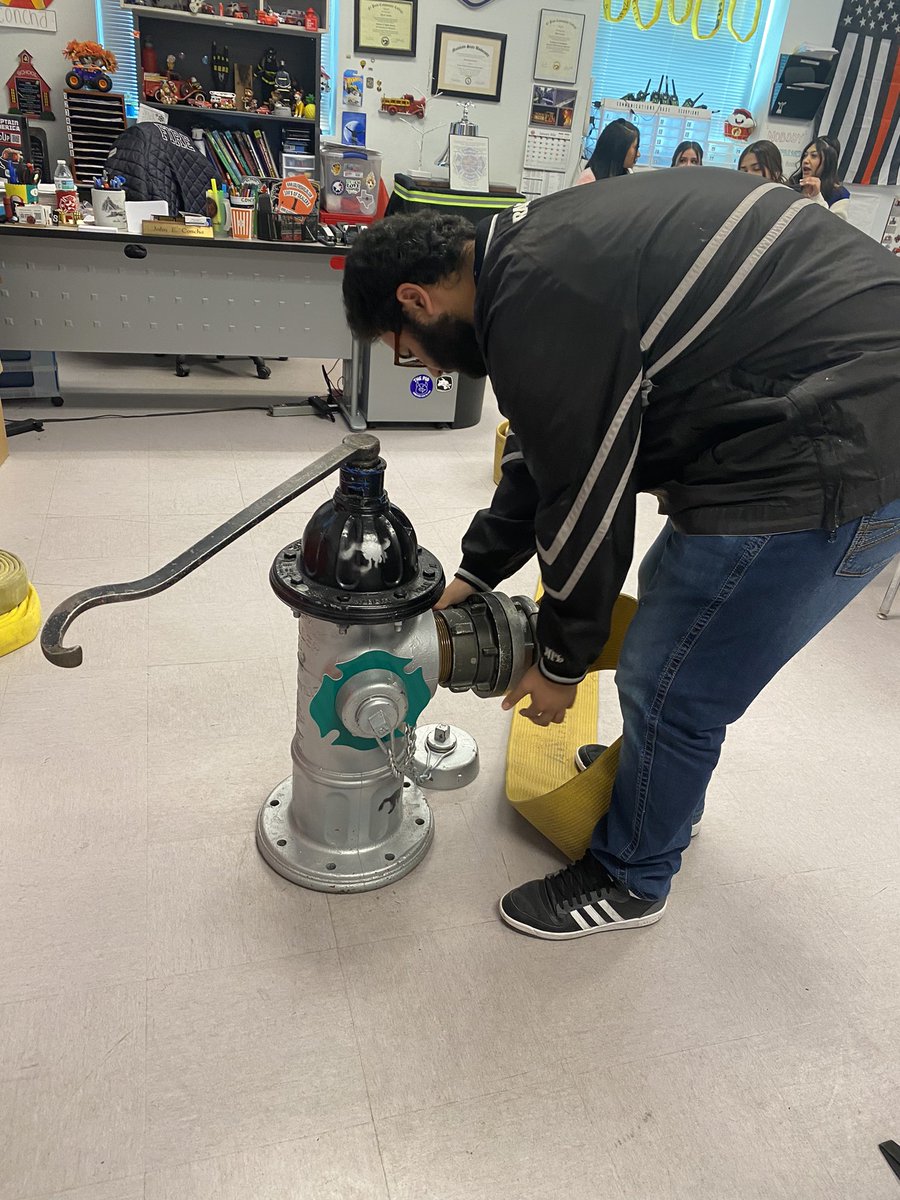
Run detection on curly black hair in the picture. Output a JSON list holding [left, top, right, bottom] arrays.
[[342, 212, 474, 341]]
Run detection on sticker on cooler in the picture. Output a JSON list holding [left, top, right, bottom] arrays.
[[436, 375, 453, 391], [410, 374, 434, 398], [358, 191, 376, 215], [345, 179, 361, 196], [331, 179, 345, 195]]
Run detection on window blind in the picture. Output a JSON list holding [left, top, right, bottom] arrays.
[[319, 0, 338, 136], [587, 1, 789, 169], [95, 0, 141, 119]]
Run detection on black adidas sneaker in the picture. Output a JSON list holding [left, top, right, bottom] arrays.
[[499, 854, 666, 940]]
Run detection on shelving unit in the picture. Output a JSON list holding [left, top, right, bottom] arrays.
[[121, 3, 326, 35], [63, 90, 128, 187], [126, 2, 324, 180], [144, 101, 315, 129], [120, 0, 327, 34]]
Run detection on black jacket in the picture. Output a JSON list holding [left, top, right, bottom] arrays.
[[457, 168, 900, 684], [106, 123, 222, 217]]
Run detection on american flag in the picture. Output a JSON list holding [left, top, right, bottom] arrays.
[[817, 0, 900, 185]]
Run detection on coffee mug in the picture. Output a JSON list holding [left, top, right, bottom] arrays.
[[91, 188, 128, 231]]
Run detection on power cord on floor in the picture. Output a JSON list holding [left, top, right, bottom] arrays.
[[24, 405, 274, 422]]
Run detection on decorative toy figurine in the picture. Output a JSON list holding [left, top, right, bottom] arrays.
[[257, 8, 279, 25], [156, 78, 179, 105], [257, 47, 278, 103], [381, 93, 426, 119], [304, 6, 319, 31], [7, 49, 55, 120], [62, 40, 118, 93], [211, 42, 231, 88], [302, 93, 316, 119], [724, 107, 757, 141], [292, 89, 304, 117], [272, 60, 293, 113]]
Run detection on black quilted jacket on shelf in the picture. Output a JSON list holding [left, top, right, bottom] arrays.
[[105, 123, 222, 217]]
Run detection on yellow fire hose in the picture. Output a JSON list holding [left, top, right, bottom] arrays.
[[0, 551, 41, 658], [494, 422, 636, 859], [506, 591, 636, 860]]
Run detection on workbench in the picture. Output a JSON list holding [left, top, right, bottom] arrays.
[[0, 224, 366, 429]]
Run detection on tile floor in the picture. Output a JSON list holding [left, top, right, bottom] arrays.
[[1, 358, 899, 1200]]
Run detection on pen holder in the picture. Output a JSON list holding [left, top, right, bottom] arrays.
[[6, 183, 39, 207], [230, 197, 254, 239], [206, 188, 229, 237], [91, 188, 127, 231]]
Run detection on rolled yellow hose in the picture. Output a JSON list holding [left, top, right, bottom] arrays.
[[0, 585, 42, 658], [0, 550, 29, 615]]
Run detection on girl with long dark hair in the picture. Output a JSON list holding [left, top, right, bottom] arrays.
[[671, 141, 703, 167], [577, 119, 640, 185], [737, 140, 785, 183], [789, 138, 850, 220]]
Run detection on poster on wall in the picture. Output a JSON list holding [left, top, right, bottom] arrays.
[[449, 133, 489, 193], [530, 85, 577, 129], [0, 7, 58, 32], [432, 25, 507, 102], [354, 0, 417, 58], [533, 9, 585, 86], [341, 111, 367, 146]]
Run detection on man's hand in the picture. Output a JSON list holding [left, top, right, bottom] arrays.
[[801, 175, 822, 198], [434, 577, 477, 610], [501, 664, 578, 726]]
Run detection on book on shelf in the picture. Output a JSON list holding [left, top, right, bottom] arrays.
[[203, 126, 280, 182], [203, 129, 242, 187], [252, 128, 279, 176]]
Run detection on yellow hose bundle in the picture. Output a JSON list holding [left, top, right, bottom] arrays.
[[491, 426, 637, 858], [506, 592, 637, 860], [0, 551, 42, 658]]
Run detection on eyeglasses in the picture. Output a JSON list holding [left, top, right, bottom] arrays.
[[393, 333, 426, 369]]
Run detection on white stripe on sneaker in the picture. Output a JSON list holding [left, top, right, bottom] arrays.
[[570, 910, 592, 930], [598, 900, 623, 922], [582, 904, 606, 925]]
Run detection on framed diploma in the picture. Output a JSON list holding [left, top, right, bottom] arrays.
[[431, 25, 507, 103], [534, 9, 585, 86], [354, 0, 417, 58]]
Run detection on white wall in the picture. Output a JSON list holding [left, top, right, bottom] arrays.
[[1, 0, 99, 164], [332, 0, 598, 187], [753, 0, 842, 172]]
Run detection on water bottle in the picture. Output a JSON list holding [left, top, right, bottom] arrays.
[[54, 159, 79, 221]]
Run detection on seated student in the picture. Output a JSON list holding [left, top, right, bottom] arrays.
[[788, 137, 850, 220], [737, 139, 785, 183], [575, 119, 640, 185], [671, 141, 703, 167]]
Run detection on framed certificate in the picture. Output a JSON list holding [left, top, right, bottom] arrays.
[[534, 9, 585, 86], [432, 25, 507, 103], [354, 0, 417, 58]]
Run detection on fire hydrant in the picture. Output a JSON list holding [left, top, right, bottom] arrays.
[[42, 435, 537, 892]]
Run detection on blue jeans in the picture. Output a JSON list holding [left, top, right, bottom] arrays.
[[590, 499, 900, 901]]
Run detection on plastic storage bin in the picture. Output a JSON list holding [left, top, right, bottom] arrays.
[[321, 145, 382, 216], [281, 152, 316, 178]]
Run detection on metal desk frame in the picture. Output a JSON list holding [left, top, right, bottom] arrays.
[[0, 224, 366, 429]]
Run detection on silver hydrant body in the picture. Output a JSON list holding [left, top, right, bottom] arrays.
[[258, 613, 442, 891], [40, 434, 536, 895]]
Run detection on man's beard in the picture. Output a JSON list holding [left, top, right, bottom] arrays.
[[404, 312, 488, 379]]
